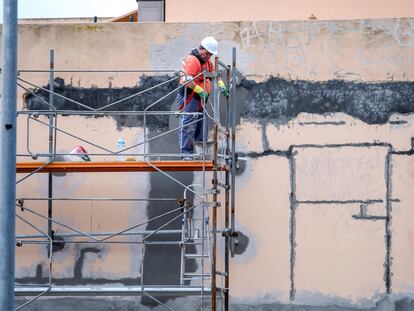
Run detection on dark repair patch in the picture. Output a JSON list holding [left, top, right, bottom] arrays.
[[24, 75, 180, 131], [241, 77, 414, 125]]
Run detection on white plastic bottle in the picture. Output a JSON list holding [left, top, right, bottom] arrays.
[[116, 138, 126, 161]]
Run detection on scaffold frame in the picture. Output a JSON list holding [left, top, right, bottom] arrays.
[[11, 46, 238, 311]]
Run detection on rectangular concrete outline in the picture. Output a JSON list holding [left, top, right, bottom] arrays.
[[288, 143, 394, 300]]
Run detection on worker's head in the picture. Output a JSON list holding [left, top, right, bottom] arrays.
[[199, 36, 218, 60]]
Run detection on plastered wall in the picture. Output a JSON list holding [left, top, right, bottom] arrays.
[[4, 18, 414, 310], [165, 0, 414, 22]]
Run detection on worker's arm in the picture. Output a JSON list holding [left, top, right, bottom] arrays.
[[181, 78, 208, 102], [185, 79, 197, 90]]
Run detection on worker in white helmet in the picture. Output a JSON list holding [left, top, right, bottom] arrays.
[[176, 36, 228, 156]]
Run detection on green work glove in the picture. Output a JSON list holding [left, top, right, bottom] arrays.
[[194, 85, 209, 102], [199, 90, 209, 102], [218, 80, 229, 97]]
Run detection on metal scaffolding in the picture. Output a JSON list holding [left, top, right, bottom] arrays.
[[11, 48, 238, 311]]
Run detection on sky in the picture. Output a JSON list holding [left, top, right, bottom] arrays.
[[0, 0, 138, 21]]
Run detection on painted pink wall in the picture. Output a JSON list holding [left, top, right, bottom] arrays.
[[166, 0, 413, 22]]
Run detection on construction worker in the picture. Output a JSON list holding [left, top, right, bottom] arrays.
[[176, 36, 228, 157]]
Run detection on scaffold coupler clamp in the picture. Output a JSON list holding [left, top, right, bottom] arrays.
[[17, 198, 25, 211], [229, 152, 239, 168], [208, 188, 221, 195], [222, 228, 239, 238], [204, 202, 220, 209]]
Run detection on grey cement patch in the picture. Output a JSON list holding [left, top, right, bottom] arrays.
[[24, 75, 413, 145], [24, 75, 180, 131], [74, 247, 101, 280], [141, 130, 196, 306], [14, 296, 414, 311], [231, 224, 256, 265], [240, 77, 414, 125], [239, 149, 291, 159], [15, 296, 209, 311], [289, 152, 298, 301], [231, 303, 383, 311], [395, 297, 414, 311], [234, 231, 249, 255], [16, 254, 141, 286], [231, 295, 414, 311], [51, 233, 65, 252]]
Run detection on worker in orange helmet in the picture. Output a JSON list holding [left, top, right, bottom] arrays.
[[176, 36, 228, 157]]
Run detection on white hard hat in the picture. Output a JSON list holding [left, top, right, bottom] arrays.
[[201, 36, 218, 55]]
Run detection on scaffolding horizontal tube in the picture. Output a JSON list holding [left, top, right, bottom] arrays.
[[19, 69, 179, 73], [16, 161, 223, 173], [17, 229, 223, 240], [17, 153, 203, 158], [15, 286, 211, 297], [16, 229, 182, 239], [16, 197, 178, 202], [18, 110, 202, 116], [16, 240, 202, 245]]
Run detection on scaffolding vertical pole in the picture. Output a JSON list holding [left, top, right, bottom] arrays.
[[48, 50, 55, 248], [224, 63, 231, 310], [0, 0, 18, 309], [213, 58, 220, 124], [212, 126, 218, 311], [201, 66, 208, 309], [230, 48, 237, 257], [211, 57, 219, 311]]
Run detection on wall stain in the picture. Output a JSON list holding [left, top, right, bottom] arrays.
[[396, 298, 414, 311], [16, 248, 141, 286], [15, 296, 414, 311], [74, 247, 101, 280], [24, 75, 179, 131], [14, 296, 414, 311], [234, 231, 249, 255], [75, 25, 103, 32], [141, 131, 197, 306], [384, 150, 393, 294], [51, 232, 65, 252], [288, 148, 298, 301], [240, 77, 414, 125], [24, 76, 414, 131], [239, 149, 291, 159]]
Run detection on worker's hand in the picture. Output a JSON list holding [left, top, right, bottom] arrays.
[[199, 90, 209, 103], [218, 80, 229, 97], [194, 85, 209, 102]]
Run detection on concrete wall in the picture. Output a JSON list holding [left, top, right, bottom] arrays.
[[4, 18, 414, 310], [165, 0, 414, 22]]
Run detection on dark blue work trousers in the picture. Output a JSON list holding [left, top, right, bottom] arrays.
[[177, 93, 207, 154]]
